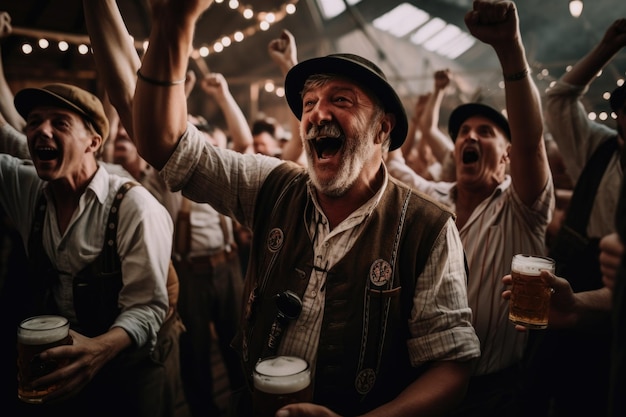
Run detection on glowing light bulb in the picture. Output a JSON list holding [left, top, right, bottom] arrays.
[[569, 0, 583, 18]]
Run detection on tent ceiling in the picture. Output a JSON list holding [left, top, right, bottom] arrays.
[[2, 0, 625, 130]]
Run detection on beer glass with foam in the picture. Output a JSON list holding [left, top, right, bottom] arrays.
[[17, 315, 72, 403], [253, 355, 313, 417], [509, 254, 556, 329]]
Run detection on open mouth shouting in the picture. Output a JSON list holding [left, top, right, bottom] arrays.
[[461, 146, 480, 164], [34, 146, 60, 161], [311, 136, 345, 159], [306, 123, 345, 160]]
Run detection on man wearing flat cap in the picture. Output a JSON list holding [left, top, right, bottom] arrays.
[[0, 82, 179, 416], [132, 0, 480, 415], [519, 17, 626, 417]]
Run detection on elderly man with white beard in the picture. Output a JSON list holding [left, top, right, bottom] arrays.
[[131, 1, 481, 416]]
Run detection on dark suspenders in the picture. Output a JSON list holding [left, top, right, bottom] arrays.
[[28, 181, 139, 334]]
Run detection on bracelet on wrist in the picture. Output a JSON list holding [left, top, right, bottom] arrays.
[[503, 67, 529, 82], [136, 69, 186, 87]]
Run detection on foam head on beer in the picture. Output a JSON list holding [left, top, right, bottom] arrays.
[[253, 356, 310, 394], [18, 315, 69, 345], [17, 315, 72, 404], [512, 254, 555, 275]]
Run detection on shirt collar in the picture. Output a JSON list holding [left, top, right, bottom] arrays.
[[450, 174, 510, 202], [305, 161, 388, 231], [84, 165, 111, 204], [42, 164, 110, 205]]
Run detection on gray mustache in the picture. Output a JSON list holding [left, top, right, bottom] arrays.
[[305, 123, 343, 140]]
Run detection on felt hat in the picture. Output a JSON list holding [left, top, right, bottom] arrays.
[[448, 103, 511, 142]]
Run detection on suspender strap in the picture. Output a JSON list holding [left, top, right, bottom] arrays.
[[27, 181, 139, 333], [549, 137, 618, 291], [562, 136, 618, 235], [103, 181, 139, 271], [30, 180, 139, 263]]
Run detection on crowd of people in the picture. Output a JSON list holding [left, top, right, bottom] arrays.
[[0, 1, 624, 416]]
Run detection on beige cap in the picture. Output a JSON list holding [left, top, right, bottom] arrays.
[[14, 83, 109, 140]]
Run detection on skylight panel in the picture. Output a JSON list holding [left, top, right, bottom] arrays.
[[317, 1, 477, 60], [373, 4, 430, 38], [422, 24, 461, 51], [438, 32, 476, 59], [410, 17, 447, 45], [316, 0, 363, 20]]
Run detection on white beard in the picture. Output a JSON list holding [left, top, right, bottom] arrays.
[[308, 124, 378, 197]]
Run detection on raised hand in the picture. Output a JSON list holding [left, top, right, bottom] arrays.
[[0, 11, 12, 39], [268, 29, 298, 75], [601, 18, 626, 50], [433, 69, 451, 91], [412, 92, 431, 121], [464, 0, 519, 48], [199, 72, 230, 101]]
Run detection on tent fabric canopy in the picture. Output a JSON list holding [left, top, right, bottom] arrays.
[[3, 0, 625, 131]]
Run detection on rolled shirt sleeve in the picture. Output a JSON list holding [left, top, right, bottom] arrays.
[[407, 218, 481, 365], [159, 122, 281, 229]]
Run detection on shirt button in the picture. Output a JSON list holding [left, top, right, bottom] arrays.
[[311, 290, 317, 297]]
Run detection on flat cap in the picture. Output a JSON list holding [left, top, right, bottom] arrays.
[[15, 83, 109, 140]]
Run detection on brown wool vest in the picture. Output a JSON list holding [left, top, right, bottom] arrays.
[[234, 163, 454, 415]]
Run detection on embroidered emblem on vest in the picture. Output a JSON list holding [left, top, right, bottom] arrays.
[[267, 228, 284, 252], [369, 259, 392, 287], [355, 368, 376, 395]]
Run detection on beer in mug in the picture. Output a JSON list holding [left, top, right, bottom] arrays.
[[253, 356, 313, 417], [17, 315, 72, 403], [508, 254, 556, 329]]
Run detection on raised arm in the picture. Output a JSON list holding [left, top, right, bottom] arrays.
[[465, 0, 549, 206], [198, 72, 253, 154], [133, 0, 212, 169], [418, 70, 454, 163], [0, 12, 25, 132], [83, 0, 141, 138], [402, 94, 422, 147], [0, 13, 29, 159], [401, 92, 427, 166], [268, 29, 306, 165], [562, 18, 626, 88], [398, 92, 439, 180]]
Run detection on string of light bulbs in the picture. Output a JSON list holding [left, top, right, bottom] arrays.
[[10, 0, 299, 99], [194, 0, 299, 57], [8, 0, 623, 111], [12, 0, 299, 60]]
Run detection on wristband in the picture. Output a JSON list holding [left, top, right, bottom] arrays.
[[136, 69, 186, 86], [503, 68, 529, 82]]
